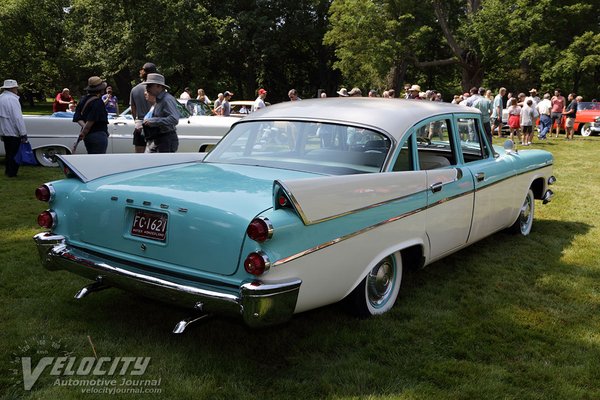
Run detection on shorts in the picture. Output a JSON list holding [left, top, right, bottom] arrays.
[[551, 112, 563, 124], [492, 117, 502, 126], [133, 128, 146, 146], [565, 117, 575, 128], [508, 114, 520, 129], [522, 125, 533, 134]]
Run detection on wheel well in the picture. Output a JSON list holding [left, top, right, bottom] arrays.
[[400, 245, 425, 270], [530, 178, 545, 200]]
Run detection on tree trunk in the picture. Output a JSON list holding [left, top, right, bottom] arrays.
[[114, 68, 134, 108]]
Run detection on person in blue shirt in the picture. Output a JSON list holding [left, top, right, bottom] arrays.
[[101, 86, 119, 115]]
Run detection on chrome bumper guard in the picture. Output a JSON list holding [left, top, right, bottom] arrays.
[[33, 232, 301, 328], [542, 189, 554, 204]]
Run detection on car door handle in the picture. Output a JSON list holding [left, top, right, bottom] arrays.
[[430, 182, 443, 193], [475, 172, 485, 182], [114, 122, 128, 126]]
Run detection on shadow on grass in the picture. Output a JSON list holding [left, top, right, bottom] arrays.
[[4, 219, 594, 398]]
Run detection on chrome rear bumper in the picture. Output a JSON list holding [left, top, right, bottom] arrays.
[[33, 232, 301, 328]]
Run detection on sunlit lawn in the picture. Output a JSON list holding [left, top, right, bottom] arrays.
[[1, 135, 599, 399]]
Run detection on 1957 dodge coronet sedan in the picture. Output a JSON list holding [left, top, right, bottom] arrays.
[[33, 98, 555, 330]]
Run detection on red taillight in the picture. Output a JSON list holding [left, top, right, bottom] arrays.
[[37, 210, 55, 229], [278, 195, 288, 207], [246, 217, 273, 242], [244, 251, 271, 276], [35, 185, 52, 202]]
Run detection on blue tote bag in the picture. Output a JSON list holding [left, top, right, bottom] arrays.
[[15, 142, 38, 165]]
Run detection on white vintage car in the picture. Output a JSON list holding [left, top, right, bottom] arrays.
[[5, 100, 236, 166], [33, 98, 555, 330]]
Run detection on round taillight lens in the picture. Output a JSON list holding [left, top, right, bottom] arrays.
[[35, 185, 52, 202], [278, 195, 288, 207], [37, 210, 55, 229], [246, 217, 273, 242], [244, 251, 271, 276]]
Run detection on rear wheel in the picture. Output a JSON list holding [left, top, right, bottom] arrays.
[[509, 189, 535, 236], [347, 253, 402, 317], [34, 146, 69, 167]]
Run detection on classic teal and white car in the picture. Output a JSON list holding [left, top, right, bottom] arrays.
[[33, 98, 555, 330]]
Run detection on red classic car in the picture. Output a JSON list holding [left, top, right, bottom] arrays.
[[574, 102, 600, 136]]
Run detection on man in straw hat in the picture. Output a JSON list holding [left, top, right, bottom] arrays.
[[130, 62, 157, 152], [142, 73, 179, 152], [0, 79, 27, 177], [72, 76, 109, 154]]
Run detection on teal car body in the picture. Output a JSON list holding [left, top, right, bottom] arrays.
[[34, 98, 555, 329]]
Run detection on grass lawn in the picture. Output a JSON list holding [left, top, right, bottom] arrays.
[[1, 135, 599, 399]]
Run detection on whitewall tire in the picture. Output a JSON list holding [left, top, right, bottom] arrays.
[[348, 253, 403, 317], [34, 146, 69, 167], [509, 189, 535, 236]]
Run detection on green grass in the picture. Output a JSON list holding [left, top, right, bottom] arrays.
[[21, 102, 54, 115], [1, 136, 599, 399]]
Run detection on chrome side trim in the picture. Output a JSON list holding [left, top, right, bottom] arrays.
[[473, 164, 553, 192], [272, 166, 553, 268], [33, 232, 301, 327], [272, 206, 426, 267]]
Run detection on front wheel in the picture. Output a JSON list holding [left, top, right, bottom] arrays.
[[347, 253, 403, 317], [34, 146, 69, 167], [580, 123, 593, 137], [509, 189, 535, 236]]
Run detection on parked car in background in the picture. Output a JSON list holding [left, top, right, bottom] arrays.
[[229, 100, 270, 117], [33, 98, 555, 330], [574, 102, 600, 136], [3, 101, 236, 166], [501, 101, 600, 136]]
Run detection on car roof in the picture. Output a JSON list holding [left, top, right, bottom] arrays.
[[240, 98, 480, 140]]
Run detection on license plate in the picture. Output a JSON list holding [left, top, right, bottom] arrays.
[[131, 210, 168, 241]]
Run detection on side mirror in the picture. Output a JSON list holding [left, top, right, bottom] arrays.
[[503, 139, 517, 153]]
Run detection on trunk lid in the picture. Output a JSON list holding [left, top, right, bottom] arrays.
[[67, 163, 316, 276]]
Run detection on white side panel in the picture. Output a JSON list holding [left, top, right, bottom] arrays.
[[278, 171, 429, 225], [263, 212, 428, 313], [57, 153, 206, 182]]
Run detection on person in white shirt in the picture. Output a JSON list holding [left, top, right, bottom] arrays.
[[491, 87, 506, 137], [252, 88, 267, 112], [525, 88, 541, 107], [179, 87, 191, 100], [0, 79, 27, 177], [196, 88, 211, 105], [536, 93, 552, 139], [520, 99, 536, 145]]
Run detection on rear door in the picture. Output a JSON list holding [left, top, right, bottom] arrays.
[[402, 116, 475, 260]]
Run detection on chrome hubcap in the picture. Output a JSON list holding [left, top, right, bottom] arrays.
[[367, 258, 394, 307], [519, 195, 532, 233]]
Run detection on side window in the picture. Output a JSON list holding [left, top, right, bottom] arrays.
[[457, 118, 489, 163], [415, 118, 455, 170], [392, 135, 413, 171]]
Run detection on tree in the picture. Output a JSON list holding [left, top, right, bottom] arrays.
[[324, 0, 600, 96], [0, 0, 73, 103]]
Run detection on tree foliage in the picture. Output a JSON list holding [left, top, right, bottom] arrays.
[[327, 0, 600, 97], [0, 0, 597, 103]]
